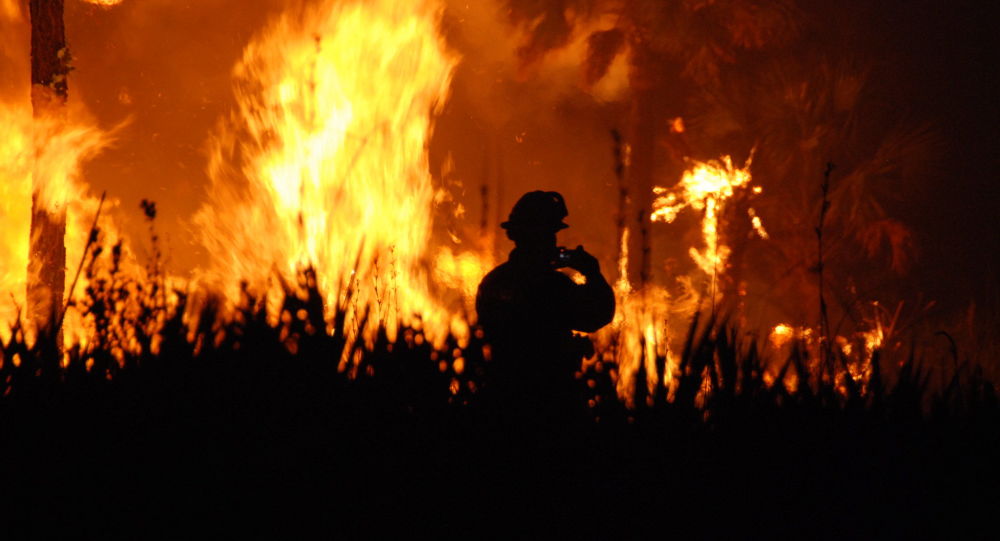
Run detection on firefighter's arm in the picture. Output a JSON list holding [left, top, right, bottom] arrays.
[[563, 247, 616, 332]]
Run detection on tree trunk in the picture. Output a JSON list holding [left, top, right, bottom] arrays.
[[27, 0, 69, 335], [625, 45, 683, 290], [626, 86, 656, 288]]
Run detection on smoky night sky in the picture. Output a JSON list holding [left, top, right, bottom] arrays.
[[868, 0, 999, 317], [1, 0, 998, 335]]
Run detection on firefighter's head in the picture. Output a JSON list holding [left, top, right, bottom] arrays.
[[501, 191, 568, 248]]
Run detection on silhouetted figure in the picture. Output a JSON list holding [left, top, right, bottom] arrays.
[[476, 191, 615, 421]]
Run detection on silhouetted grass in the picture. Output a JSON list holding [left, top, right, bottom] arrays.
[[0, 235, 997, 537]]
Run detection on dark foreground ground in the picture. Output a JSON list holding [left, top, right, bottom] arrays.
[[1, 281, 997, 538], [1, 347, 997, 539]]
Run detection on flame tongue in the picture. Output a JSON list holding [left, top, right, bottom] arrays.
[[0, 101, 112, 343], [651, 155, 757, 276], [195, 0, 460, 354]]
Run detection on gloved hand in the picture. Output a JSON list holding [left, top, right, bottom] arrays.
[[565, 245, 601, 276]]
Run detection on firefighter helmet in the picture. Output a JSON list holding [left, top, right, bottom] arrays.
[[500, 191, 569, 231]]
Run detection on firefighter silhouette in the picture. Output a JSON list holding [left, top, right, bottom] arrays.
[[476, 191, 615, 416]]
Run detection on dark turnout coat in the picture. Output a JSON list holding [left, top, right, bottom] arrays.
[[475, 248, 615, 399]]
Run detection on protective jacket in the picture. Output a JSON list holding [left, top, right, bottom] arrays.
[[476, 247, 615, 394]]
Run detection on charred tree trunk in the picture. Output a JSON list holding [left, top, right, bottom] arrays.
[[625, 46, 683, 290], [28, 0, 69, 335], [626, 87, 656, 289], [610, 129, 627, 267]]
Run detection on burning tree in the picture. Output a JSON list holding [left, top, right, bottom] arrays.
[[27, 0, 71, 334], [0, 1, 114, 347]]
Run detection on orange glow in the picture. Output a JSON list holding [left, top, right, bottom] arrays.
[[0, 0, 19, 21]]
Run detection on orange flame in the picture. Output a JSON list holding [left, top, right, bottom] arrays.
[[651, 155, 760, 277], [595, 154, 767, 405], [768, 319, 890, 395], [591, 228, 699, 405], [594, 156, 765, 404], [0, 102, 117, 343], [194, 0, 480, 365]]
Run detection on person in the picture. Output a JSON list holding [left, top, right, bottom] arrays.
[[475, 191, 615, 419]]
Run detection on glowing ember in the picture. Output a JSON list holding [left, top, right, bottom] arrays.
[[860, 325, 884, 355], [747, 207, 768, 239], [769, 323, 795, 349], [193, 0, 481, 364], [768, 323, 815, 348]]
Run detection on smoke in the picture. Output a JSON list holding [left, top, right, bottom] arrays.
[[433, 0, 630, 267]]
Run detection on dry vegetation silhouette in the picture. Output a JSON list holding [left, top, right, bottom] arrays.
[[0, 206, 997, 537]]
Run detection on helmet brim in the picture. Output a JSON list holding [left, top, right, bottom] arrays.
[[500, 221, 569, 231]]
